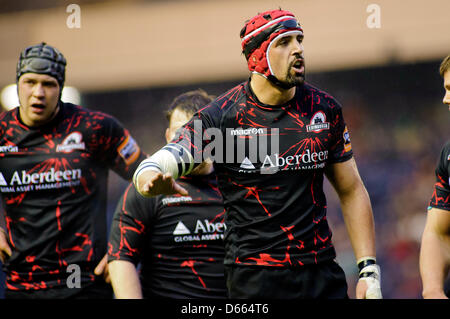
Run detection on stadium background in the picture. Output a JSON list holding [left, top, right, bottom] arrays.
[[0, 0, 449, 299]]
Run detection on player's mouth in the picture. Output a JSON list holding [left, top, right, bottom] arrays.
[[30, 103, 46, 113], [291, 59, 304, 75]]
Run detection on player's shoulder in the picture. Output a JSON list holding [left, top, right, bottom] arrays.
[[0, 109, 11, 128], [62, 102, 124, 134], [0, 110, 9, 122], [63, 102, 115, 121], [192, 82, 247, 127], [0, 107, 18, 123], [302, 82, 342, 109], [209, 82, 247, 111], [0, 108, 19, 136]]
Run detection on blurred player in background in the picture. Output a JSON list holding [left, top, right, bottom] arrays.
[[108, 89, 227, 299], [133, 9, 381, 299], [420, 54, 450, 299], [0, 42, 146, 298]]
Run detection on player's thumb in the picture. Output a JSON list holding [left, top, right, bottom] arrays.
[[0, 229, 12, 255], [94, 255, 107, 275], [0, 239, 12, 263]]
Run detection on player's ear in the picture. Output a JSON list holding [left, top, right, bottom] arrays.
[[165, 128, 171, 143]]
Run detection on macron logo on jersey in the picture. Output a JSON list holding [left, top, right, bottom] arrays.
[[162, 196, 193, 206], [0, 145, 19, 153], [230, 128, 264, 136]]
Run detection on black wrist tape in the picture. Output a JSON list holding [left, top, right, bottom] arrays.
[[357, 258, 376, 273]]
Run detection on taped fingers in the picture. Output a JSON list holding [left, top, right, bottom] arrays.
[[357, 257, 382, 299]]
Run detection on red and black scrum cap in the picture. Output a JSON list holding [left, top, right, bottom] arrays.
[[240, 9, 303, 77]]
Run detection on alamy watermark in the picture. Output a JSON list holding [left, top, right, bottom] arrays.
[[64, 4, 381, 30], [66, 4, 81, 29], [366, 4, 381, 29], [66, 263, 81, 288]]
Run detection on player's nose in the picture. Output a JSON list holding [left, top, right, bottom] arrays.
[[32, 83, 45, 98], [443, 90, 450, 106]]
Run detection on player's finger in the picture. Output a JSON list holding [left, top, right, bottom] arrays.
[[94, 255, 107, 275], [0, 243, 12, 256], [0, 247, 12, 263], [104, 272, 111, 284], [174, 182, 189, 196], [4, 245, 12, 257], [0, 230, 12, 258], [160, 173, 188, 195], [143, 181, 153, 194], [356, 280, 368, 299], [153, 172, 165, 182]]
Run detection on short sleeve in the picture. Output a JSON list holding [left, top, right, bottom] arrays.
[[107, 184, 156, 264], [327, 100, 353, 164], [429, 142, 450, 211], [94, 113, 146, 180]]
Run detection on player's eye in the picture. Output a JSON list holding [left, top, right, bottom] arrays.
[[277, 38, 288, 46], [43, 81, 57, 87]]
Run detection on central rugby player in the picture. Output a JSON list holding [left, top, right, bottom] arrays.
[[133, 9, 381, 299]]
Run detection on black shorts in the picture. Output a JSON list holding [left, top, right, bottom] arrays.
[[4, 278, 113, 299], [225, 261, 348, 299]]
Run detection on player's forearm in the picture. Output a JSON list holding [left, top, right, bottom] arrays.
[[339, 183, 376, 260], [133, 143, 194, 194], [109, 260, 143, 299], [419, 222, 449, 298]]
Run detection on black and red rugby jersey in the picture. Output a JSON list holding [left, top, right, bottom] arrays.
[[0, 102, 145, 291], [429, 141, 450, 211], [108, 174, 227, 299], [171, 81, 353, 268]]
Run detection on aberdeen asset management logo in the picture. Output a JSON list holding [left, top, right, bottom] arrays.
[[240, 157, 256, 170], [172, 220, 226, 243], [56, 132, 85, 153], [173, 221, 191, 235], [306, 111, 330, 133]]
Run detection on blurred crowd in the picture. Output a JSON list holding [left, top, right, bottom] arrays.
[[319, 61, 448, 298], [1, 60, 448, 299]]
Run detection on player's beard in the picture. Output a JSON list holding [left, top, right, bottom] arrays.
[[284, 60, 305, 87]]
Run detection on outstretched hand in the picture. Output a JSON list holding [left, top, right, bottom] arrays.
[[136, 170, 188, 198]]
